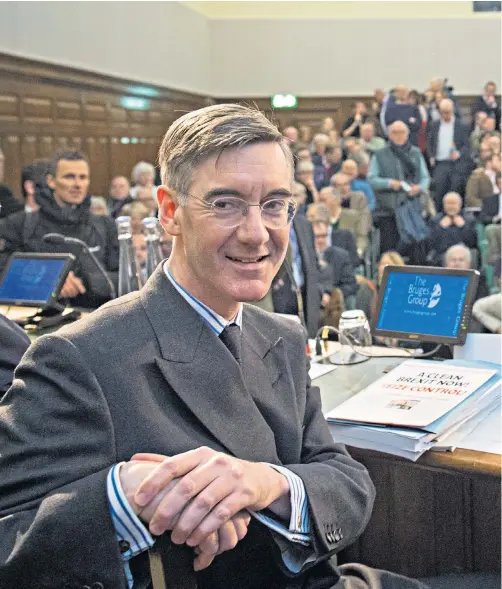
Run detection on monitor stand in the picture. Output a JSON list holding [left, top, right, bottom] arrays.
[[20, 303, 81, 331]]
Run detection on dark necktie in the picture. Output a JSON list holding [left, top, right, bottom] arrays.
[[220, 323, 242, 363]]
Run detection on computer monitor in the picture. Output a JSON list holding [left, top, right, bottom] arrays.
[[0, 253, 75, 307], [372, 265, 480, 346]]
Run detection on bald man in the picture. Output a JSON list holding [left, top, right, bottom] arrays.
[[426, 98, 473, 210], [340, 159, 375, 211]]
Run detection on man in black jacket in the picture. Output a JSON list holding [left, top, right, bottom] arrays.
[[471, 81, 500, 131], [426, 99, 473, 209], [0, 152, 119, 308]]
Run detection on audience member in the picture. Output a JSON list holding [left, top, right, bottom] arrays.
[[282, 126, 299, 153], [135, 185, 158, 216], [130, 161, 156, 199], [311, 133, 330, 167], [485, 153, 501, 194], [444, 244, 489, 306], [292, 181, 307, 216], [313, 220, 358, 310], [0, 314, 30, 396], [325, 144, 343, 177], [427, 98, 472, 209], [342, 101, 369, 138], [90, 196, 108, 216], [0, 152, 119, 307], [368, 121, 430, 253], [298, 123, 312, 144], [21, 160, 50, 213], [384, 86, 422, 147], [121, 201, 151, 234], [329, 175, 372, 255], [320, 117, 336, 135], [471, 81, 500, 130], [341, 159, 376, 211], [296, 160, 319, 205], [306, 202, 330, 224], [473, 289, 502, 334], [429, 192, 477, 264], [359, 122, 386, 154], [132, 231, 148, 283], [465, 166, 497, 208], [470, 111, 489, 154], [108, 175, 133, 218]]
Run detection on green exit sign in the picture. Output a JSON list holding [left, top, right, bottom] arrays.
[[271, 94, 298, 109]]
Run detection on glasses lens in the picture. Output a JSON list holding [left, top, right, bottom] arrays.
[[211, 196, 297, 228]]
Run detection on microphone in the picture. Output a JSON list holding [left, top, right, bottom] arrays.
[[43, 233, 117, 299]]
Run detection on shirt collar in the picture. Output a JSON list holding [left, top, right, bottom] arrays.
[[163, 262, 242, 335]]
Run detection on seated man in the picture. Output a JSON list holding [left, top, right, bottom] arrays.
[[324, 144, 343, 178], [444, 244, 489, 306], [426, 99, 473, 210], [313, 220, 358, 310], [465, 165, 496, 208], [0, 151, 119, 308], [328, 174, 371, 256], [429, 192, 477, 264], [108, 175, 133, 218], [471, 81, 501, 130], [341, 159, 376, 211], [359, 122, 386, 155]]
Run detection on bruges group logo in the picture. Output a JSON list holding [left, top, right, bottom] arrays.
[[427, 283, 441, 309]]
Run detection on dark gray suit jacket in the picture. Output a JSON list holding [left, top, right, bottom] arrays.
[[0, 266, 375, 589]]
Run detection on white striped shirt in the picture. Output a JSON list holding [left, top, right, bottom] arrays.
[[106, 262, 311, 587]]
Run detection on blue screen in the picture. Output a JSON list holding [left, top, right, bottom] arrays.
[[0, 258, 67, 304], [376, 271, 470, 338]]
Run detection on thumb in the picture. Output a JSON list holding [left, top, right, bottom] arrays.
[[131, 453, 168, 463]]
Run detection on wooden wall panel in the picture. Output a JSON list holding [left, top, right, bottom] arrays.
[[0, 52, 207, 199]]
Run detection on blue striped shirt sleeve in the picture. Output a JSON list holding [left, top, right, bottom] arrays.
[[107, 464, 155, 589]]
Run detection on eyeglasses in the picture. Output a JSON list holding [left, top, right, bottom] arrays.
[[186, 194, 298, 229]]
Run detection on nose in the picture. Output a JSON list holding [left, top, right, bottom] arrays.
[[236, 205, 269, 245]]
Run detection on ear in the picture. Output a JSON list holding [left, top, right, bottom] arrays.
[[46, 174, 56, 191], [157, 185, 181, 237]]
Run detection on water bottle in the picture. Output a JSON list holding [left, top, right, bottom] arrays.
[[116, 216, 142, 296], [142, 217, 163, 279]]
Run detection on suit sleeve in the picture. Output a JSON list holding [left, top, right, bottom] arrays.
[[0, 334, 128, 588], [282, 335, 376, 565]]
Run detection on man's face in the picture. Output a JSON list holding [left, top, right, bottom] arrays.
[[485, 83, 496, 97], [326, 148, 342, 164], [132, 233, 148, 266], [110, 176, 130, 199], [319, 187, 333, 204], [355, 102, 366, 115], [476, 111, 488, 127], [480, 145, 493, 162], [443, 195, 461, 216], [159, 143, 292, 316], [139, 170, 154, 187], [389, 126, 408, 146], [483, 118, 496, 132], [440, 105, 453, 123], [333, 176, 350, 197], [361, 125, 374, 142], [283, 127, 298, 143], [446, 251, 469, 270], [296, 149, 312, 162], [313, 222, 329, 253], [322, 117, 334, 132], [488, 136, 501, 154], [341, 161, 357, 180], [47, 159, 90, 206]]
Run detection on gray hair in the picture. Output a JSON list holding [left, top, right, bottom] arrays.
[[445, 244, 471, 266], [296, 160, 314, 174], [158, 103, 293, 205], [443, 191, 462, 205], [309, 202, 331, 223], [131, 161, 155, 185]]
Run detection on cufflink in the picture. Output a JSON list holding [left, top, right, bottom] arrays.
[[118, 539, 130, 554]]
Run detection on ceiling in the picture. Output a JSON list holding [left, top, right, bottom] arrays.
[[181, 1, 500, 19]]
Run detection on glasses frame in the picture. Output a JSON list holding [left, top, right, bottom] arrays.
[[183, 193, 298, 229]]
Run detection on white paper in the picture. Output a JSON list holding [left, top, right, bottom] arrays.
[[309, 362, 337, 380], [326, 360, 497, 429]]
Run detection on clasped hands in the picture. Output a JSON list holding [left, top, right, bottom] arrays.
[[119, 447, 289, 571]]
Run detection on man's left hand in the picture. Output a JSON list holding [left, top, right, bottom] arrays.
[[132, 447, 290, 547], [453, 215, 465, 227], [450, 150, 460, 161], [409, 184, 421, 196]]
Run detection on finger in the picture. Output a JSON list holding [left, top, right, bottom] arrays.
[[183, 492, 248, 548], [193, 550, 216, 572], [231, 511, 251, 542], [135, 448, 206, 507], [131, 453, 168, 463], [196, 531, 219, 558], [215, 521, 238, 555], [74, 277, 86, 294], [167, 474, 242, 544]]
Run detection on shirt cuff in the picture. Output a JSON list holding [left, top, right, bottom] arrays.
[[107, 463, 155, 586], [260, 463, 310, 535]]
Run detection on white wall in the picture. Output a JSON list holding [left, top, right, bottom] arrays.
[[210, 18, 501, 97], [0, 1, 212, 95]]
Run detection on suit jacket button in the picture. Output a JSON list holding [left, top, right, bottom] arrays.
[[118, 539, 130, 554]]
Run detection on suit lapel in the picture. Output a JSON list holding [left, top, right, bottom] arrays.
[[141, 268, 282, 463]]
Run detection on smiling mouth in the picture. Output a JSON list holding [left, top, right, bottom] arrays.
[[226, 255, 269, 264]]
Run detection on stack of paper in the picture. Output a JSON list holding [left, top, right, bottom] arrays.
[[325, 359, 501, 461]]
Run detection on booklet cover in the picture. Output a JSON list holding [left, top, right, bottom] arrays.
[[326, 360, 497, 429]]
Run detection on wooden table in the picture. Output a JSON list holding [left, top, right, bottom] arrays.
[[315, 356, 501, 578]]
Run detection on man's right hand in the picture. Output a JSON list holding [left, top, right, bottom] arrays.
[[439, 216, 452, 228], [390, 180, 402, 190], [60, 271, 86, 298]]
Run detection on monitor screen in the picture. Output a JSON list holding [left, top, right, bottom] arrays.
[[0, 254, 74, 306], [372, 266, 479, 345]]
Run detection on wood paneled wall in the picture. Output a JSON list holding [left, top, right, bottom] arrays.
[[0, 52, 483, 201], [0, 53, 210, 198]]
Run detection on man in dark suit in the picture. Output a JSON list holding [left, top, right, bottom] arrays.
[[426, 98, 473, 210], [471, 81, 500, 131], [0, 104, 429, 589]]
